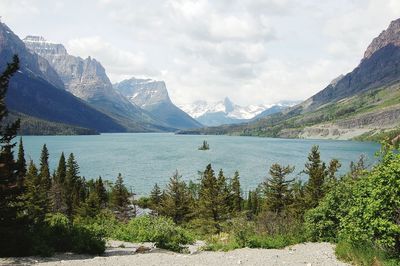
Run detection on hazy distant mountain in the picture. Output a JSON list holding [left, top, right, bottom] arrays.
[[0, 22, 125, 133], [179, 19, 400, 140], [114, 78, 202, 129], [179, 97, 293, 126], [23, 36, 171, 132]]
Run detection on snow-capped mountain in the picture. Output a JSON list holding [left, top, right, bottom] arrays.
[[179, 98, 295, 126], [180, 97, 268, 119]]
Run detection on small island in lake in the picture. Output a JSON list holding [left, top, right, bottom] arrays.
[[198, 140, 210, 150]]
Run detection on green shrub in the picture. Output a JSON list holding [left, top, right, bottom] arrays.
[[336, 241, 400, 266], [34, 213, 106, 256], [114, 216, 194, 252], [304, 177, 355, 242], [339, 147, 400, 255]]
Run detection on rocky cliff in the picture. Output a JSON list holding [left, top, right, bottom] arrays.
[[24, 36, 170, 132], [0, 23, 125, 133], [114, 78, 202, 129], [364, 18, 400, 59]]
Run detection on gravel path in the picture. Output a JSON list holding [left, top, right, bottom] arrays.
[[0, 242, 349, 266]]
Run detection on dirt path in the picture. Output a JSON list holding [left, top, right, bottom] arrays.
[[1, 242, 349, 266]]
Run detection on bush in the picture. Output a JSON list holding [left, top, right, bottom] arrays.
[[32, 213, 106, 256], [339, 147, 400, 255], [336, 241, 400, 266], [114, 216, 194, 252], [304, 177, 355, 242]]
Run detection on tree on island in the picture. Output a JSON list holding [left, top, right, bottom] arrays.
[[198, 140, 210, 150]]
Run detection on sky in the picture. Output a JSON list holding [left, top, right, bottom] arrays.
[[2, 0, 400, 106]]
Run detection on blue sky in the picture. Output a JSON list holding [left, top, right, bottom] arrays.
[[2, 0, 400, 106]]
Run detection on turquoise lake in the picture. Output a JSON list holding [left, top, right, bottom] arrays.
[[20, 133, 380, 196]]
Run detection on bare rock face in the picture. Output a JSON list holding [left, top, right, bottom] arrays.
[[24, 36, 116, 101], [115, 78, 171, 108], [364, 18, 400, 59], [114, 78, 202, 129], [0, 26, 64, 89], [23, 36, 168, 131]]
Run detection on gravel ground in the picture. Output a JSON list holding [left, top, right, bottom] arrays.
[[0, 242, 349, 266]]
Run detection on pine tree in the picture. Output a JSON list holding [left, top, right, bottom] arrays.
[[78, 190, 101, 218], [16, 137, 26, 185], [198, 164, 225, 233], [39, 144, 51, 191], [23, 161, 49, 222], [264, 163, 294, 214], [50, 153, 67, 214], [230, 171, 242, 213], [159, 171, 192, 224], [65, 153, 82, 218], [246, 190, 253, 212], [304, 145, 327, 208], [110, 173, 130, 220], [0, 55, 21, 228], [150, 183, 162, 209], [95, 176, 108, 208], [55, 152, 66, 184], [216, 169, 230, 219]]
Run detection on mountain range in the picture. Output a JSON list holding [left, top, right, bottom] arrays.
[[0, 22, 204, 134], [179, 98, 295, 126], [179, 19, 400, 140]]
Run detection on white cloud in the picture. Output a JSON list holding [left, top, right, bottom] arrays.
[[5, 0, 400, 106], [67, 36, 159, 81]]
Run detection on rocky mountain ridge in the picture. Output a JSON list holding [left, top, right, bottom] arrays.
[[23, 35, 176, 132], [0, 22, 125, 133], [114, 78, 202, 129]]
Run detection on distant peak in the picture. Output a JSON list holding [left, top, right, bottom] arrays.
[[223, 97, 235, 113], [364, 18, 400, 59], [24, 35, 48, 43]]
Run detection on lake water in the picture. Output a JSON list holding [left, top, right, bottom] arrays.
[[20, 133, 380, 196]]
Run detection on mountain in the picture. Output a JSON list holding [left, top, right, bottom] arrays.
[[0, 22, 126, 133], [178, 19, 400, 140], [179, 97, 291, 126], [114, 78, 202, 129], [23, 36, 171, 132]]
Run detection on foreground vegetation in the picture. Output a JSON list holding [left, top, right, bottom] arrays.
[[1, 57, 400, 265]]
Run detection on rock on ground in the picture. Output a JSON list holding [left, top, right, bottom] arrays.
[[0, 242, 349, 266]]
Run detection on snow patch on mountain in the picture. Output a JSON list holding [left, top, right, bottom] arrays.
[[179, 97, 271, 120]]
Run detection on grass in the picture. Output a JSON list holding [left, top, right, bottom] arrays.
[[335, 242, 400, 266], [203, 232, 306, 251]]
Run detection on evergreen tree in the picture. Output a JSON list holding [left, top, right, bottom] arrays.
[[39, 144, 51, 191], [78, 190, 101, 218], [159, 171, 192, 224], [16, 137, 26, 184], [23, 161, 49, 222], [198, 164, 224, 233], [65, 153, 82, 218], [303, 145, 326, 208], [0, 55, 21, 228], [264, 163, 294, 214], [95, 176, 108, 208], [230, 171, 242, 213], [326, 159, 341, 181], [55, 152, 66, 184], [252, 190, 260, 215], [110, 173, 130, 220], [216, 169, 230, 219], [150, 183, 162, 209]]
